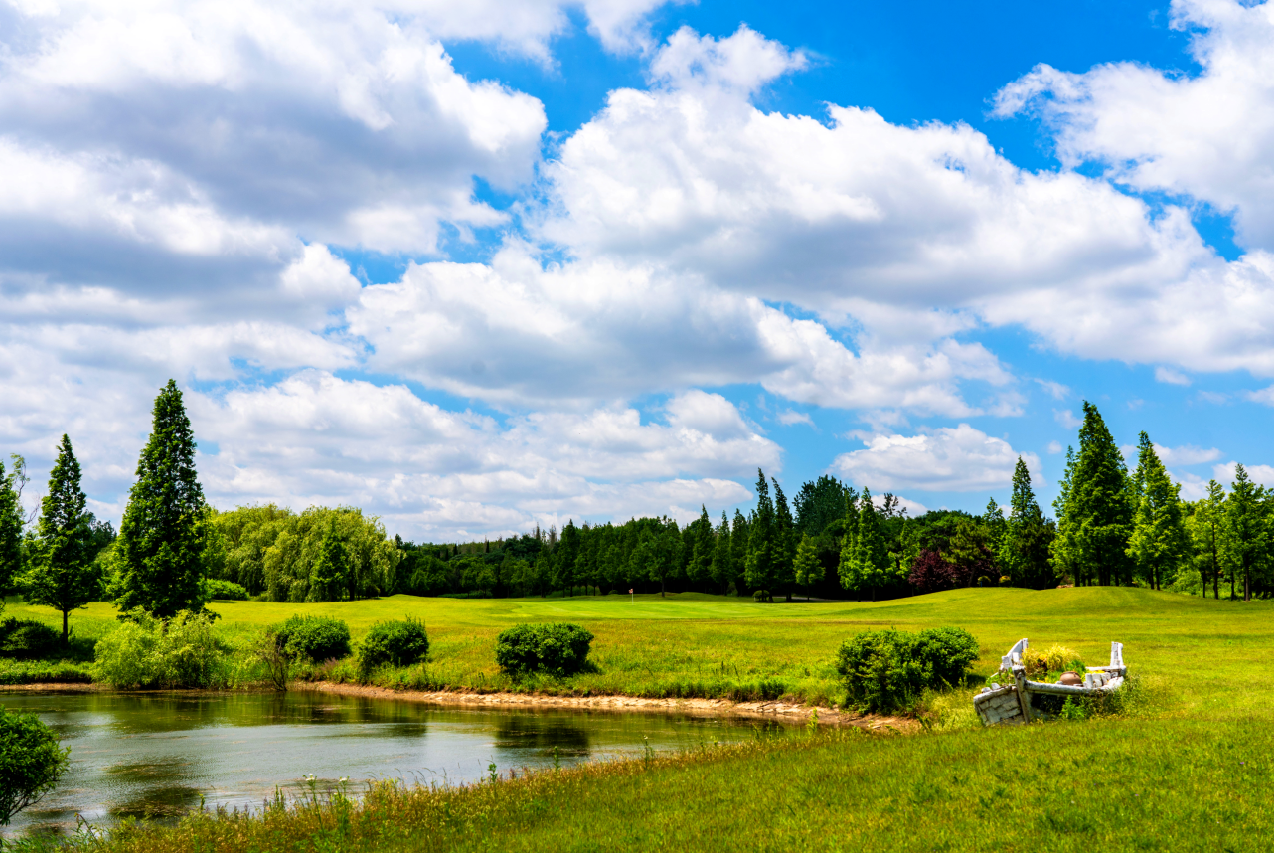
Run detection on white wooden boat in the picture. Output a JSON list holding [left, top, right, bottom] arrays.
[[973, 638, 1127, 726]]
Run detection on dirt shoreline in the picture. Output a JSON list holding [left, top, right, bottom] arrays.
[[297, 681, 916, 732], [2, 681, 916, 732]]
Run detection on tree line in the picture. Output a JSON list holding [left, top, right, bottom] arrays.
[[3, 394, 1271, 625]]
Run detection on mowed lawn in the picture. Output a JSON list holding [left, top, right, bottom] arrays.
[[31, 588, 1273, 853]]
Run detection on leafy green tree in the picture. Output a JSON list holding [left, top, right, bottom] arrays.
[[744, 470, 776, 599], [1226, 463, 1266, 602], [842, 489, 890, 601], [24, 435, 96, 643], [309, 519, 349, 601], [999, 457, 1055, 589], [0, 459, 24, 597], [793, 533, 823, 600], [1069, 401, 1133, 586], [772, 479, 796, 601], [115, 380, 209, 618], [0, 706, 70, 828], [793, 474, 847, 537], [1126, 434, 1189, 591], [982, 497, 1007, 557]]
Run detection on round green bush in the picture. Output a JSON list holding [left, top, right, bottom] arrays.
[[274, 615, 351, 662], [204, 579, 249, 601], [836, 626, 979, 714], [0, 705, 71, 826], [358, 618, 429, 673], [495, 622, 594, 677]]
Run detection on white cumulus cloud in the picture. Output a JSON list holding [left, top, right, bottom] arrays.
[[831, 424, 1040, 492]]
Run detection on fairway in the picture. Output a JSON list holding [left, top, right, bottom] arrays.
[[13, 587, 1272, 853]]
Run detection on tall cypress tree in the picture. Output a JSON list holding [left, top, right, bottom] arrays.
[[689, 505, 714, 587], [730, 509, 749, 594], [1127, 433, 1188, 591], [1070, 401, 1133, 586], [1190, 480, 1226, 599], [793, 533, 823, 600], [0, 459, 24, 596], [982, 497, 1007, 560], [710, 511, 733, 594], [25, 435, 95, 642], [115, 380, 208, 618], [1000, 457, 1055, 589], [771, 479, 796, 601], [744, 469, 775, 600], [837, 487, 861, 591]]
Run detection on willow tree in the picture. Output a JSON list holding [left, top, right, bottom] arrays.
[[115, 380, 208, 618]]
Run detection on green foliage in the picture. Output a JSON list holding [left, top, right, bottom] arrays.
[[204, 578, 248, 601], [0, 705, 70, 826], [841, 490, 891, 599], [836, 626, 978, 713], [1066, 401, 1134, 586], [793, 533, 824, 593], [23, 434, 97, 642], [1127, 433, 1189, 591], [744, 469, 775, 593], [0, 618, 62, 659], [208, 505, 400, 602], [0, 458, 24, 596], [359, 617, 430, 673], [495, 622, 593, 677], [999, 457, 1056, 589], [114, 380, 209, 619], [93, 608, 226, 689], [275, 614, 352, 662]]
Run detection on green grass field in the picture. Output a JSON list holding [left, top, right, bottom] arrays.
[[5, 588, 1274, 851]]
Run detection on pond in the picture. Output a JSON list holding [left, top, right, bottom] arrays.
[[3, 690, 773, 837]]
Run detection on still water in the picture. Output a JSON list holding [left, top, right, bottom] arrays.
[[3, 690, 767, 836]]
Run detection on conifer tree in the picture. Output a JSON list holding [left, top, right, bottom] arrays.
[[689, 505, 714, 587], [771, 479, 796, 601], [25, 435, 95, 642], [999, 457, 1055, 589], [1226, 463, 1265, 602], [115, 380, 209, 618], [710, 511, 733, 594], [1126, 433, 1188, 591], [843, 489, 889, 601], [1189, 480, 1226, 599], [1070, 401, 1133, 586], [0, 459, 24, 596], [982, 497, 1007, 559], [1050, 446, 1084, 585], [836, 486, 861, 590], [309, 519, 349, 601], [793, 533, 823, 600], [744, 470, 775, 600], [730, 509, 749, 593]]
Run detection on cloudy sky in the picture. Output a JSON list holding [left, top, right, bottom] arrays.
[[3, 0, 1273, 541]]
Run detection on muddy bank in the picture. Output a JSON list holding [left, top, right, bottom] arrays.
[[0, 682, 105, 693], [298, 681, 917, 732]]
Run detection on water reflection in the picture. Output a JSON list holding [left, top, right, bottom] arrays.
[[1, 690, 766, 838]]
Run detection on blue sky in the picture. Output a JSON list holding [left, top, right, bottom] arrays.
[[3, 0, 1273, 540]]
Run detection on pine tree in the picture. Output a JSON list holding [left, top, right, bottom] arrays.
[[982, 497, 1007, 559], [115, 380, 209, 618], [689, 505, 714, 588], [999, 457, 1055, 589], [793, 533, 823, 600], [1227, 463, 1265, 602], [730, 509, 749, 594], [1070, 401, 1133, 586], [745, 470, 775, 600], [1126, 433, 1188, 591], [710, 512, 733, 594], [1189, 480, 1226, 599], [771, 479, 796, 601], [844, 489, 889, 601], [0, 459, 24, 596], [24, 435, 95, 642]]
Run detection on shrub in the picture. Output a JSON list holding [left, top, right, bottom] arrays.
[[495, 622, 593, 677], [1021, 643, 1085, 679], [93, 609, 226, 689], [274, 615, 351, 662], [836, 626, 979, 714], [205, 579, 249, 601], [0, 706, 70, 826], [359, 618, 429, 674], [0, 618, 62, 659]]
